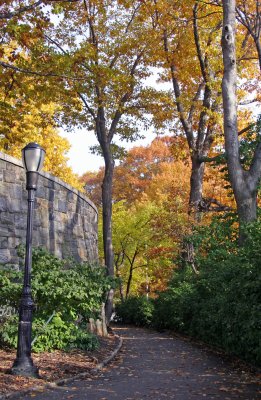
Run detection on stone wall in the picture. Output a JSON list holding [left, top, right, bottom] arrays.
[[0, 152, 98, 268]]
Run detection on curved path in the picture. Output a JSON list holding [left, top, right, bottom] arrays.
[[21, 326, 259, 400]]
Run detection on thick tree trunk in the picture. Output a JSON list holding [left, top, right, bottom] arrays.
[[222, 0, 260, 239], [237, 189, 258, 224], [189, 155, 205, 219]]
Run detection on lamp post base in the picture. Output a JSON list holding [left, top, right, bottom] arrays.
[[11, 356, 39, 378]]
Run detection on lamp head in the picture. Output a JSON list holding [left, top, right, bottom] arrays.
[[22, 143, 45, 190]]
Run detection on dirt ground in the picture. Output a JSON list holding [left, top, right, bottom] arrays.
[[0, 334, 117, 396]]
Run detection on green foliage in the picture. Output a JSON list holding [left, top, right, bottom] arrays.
[[0, 247, 113, 352], [153, 217, 261, 366], [115, 296, 154, 327]]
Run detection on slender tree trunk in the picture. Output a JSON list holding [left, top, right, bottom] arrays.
[[125, 265, 133, 299], [255, 38, 261, 71], [96, 107, 115, 324], [115, 264, 124, 302], [101, 147, 114, 323]]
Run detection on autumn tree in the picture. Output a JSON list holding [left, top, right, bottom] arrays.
[[144, 0, 260, 220], [0, 1, 83, 189], [83, 136, 233, 286], [236, 0, 261, 70], [221, 0, 261, 235], [12, 0, 160, 321]]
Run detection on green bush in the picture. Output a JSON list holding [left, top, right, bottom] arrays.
[[0, 247, 114, 352], [115, 296, 154, 327], [153, 218, 261, 366]]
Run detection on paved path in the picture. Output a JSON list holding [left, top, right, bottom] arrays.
[[21, 326, 260, 400]]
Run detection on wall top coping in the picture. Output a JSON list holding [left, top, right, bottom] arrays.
[[0, 151, 98, 214]]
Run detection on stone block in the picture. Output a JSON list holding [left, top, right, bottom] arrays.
[[3, 170, 17, 183], [67, 191, 77, 202], [7, 199, 23, 212], [73, 225, 84, 239], [0, 226, 10, 236], [14, 213, 27, 229], [0, 238, 8, 247], [11, 184, 23, 199], [6, 163, 17, 171], [0, 197, 7, 212], [38, 210, 49, 228], [14, 228, 25, 238], [0, 160, 6, 170], [36, 186, 47, 199], [0, 249, 11, 264], [67, 202, 76, 212], [58, 200, 67, 213], [0, 212, 14, 225]]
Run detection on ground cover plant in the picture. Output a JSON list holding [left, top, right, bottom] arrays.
[[0, 247, 114, 352]]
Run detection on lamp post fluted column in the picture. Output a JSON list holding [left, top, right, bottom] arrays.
[[11, 143, 45, 378]]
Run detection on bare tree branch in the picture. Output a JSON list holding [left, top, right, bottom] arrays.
[[0, 1, 43, 19]]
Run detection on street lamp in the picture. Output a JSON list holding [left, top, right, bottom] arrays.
[[11, 143, 45, 377]]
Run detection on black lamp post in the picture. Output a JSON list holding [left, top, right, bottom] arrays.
[[11, 143, 45, 377]]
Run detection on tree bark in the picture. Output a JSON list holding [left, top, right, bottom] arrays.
[[189, 155, 205, 218], [255, 37, 261, 71], [101, 146, 114, 323], [125, 265, 133, 299], [96, 108, 115, 324], [221, 0, 261, 238]]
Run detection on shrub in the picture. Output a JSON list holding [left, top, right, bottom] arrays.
[[0, 247, 114, 352], [153, 218, 261, 366], [115, 296, 154, 327]]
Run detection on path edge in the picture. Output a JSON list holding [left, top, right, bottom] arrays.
[[0, 334, 123, 400]]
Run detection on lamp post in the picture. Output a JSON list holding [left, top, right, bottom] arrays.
[[11, 143, 45, 377]]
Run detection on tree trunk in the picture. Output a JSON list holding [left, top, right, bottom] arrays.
[[221, 0, 261, 239], [101, 148, 114, 323], [96, 107, 115, 324], [125, 265, 133, 299], [189, 154, 205, 219], [115, 263, 124, 302], [254, 37, 261, 71], [237, 189, 258, 224]]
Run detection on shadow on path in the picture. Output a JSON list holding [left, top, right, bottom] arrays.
[[21, 326, 260, 400]]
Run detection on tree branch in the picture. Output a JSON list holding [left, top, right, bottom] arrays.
[[0, 60, 84, 80], [0, 0, 81, 19], [0, 1, 43, 19], [163, 29, 194, 149], [77, 92, 95, 119]]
